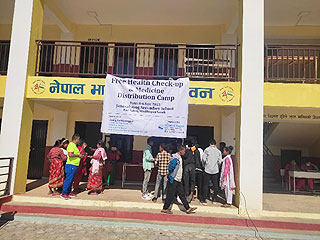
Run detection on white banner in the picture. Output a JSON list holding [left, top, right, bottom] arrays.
[[101, 75, 189, 138]]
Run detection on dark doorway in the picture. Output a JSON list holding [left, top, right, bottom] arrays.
[[151, 137, 180, 156], [108, 134, 133, 162], [113, 43, 135, 77], [187, 126, 214, 149], [0, 40, 10, 75], [281, 150, 302, 168], [28, 120, 48, 179], [75, 121, 102, 147]]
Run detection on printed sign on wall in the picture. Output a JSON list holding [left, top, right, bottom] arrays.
[[25, 76, 240, 106], [101, 75, 189, 138]]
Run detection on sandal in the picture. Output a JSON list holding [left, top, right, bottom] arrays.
[[222, 204, 232, 208], [161, 209, 173, 214], [186, 207, 197, 214], [48, 188, 54, 195], [89, 192, 98, 195]]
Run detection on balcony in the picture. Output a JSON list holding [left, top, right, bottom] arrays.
[[3, 41, 319, 84], [35, 40, 238, 81], [265, 44, 320, 83]]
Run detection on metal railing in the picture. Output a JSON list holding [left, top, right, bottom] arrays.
[[2, 41, 320, 84], [0, 41, 10, 75], [0, 157, 14, 196], [35, 40, 238, 81], [265, 44, 320, 83]]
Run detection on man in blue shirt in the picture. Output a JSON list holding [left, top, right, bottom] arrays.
[[162, 145, 197, 214]]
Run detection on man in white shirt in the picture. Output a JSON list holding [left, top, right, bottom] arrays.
[[202, 139, 222, 203]]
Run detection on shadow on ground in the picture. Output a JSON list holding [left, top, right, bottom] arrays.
[[0, 211, 16, 228], [26, 179, 48, 192]]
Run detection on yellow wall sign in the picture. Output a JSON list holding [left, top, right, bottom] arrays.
[[264, 107, 320, 122], [0, 76, 6, 98], [26, 76, 241, 106]]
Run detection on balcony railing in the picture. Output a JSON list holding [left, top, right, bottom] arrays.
[[35, 40, 238, 81], [0, 157, 14, 196], [265, 44, 320, 83], [0, 41, 10, 75]]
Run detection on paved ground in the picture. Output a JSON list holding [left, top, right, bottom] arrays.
[[0, 215, 319, 240], [0, 217, 292, 240]]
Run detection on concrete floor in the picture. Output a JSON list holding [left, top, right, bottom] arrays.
[[25, 179, 229, 206], [263, 192, 320, 214], [23, 179, 320, 215]]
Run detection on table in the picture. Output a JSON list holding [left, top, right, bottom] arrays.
[[121, 163, 142, 188], [289, 171, 320, 193]]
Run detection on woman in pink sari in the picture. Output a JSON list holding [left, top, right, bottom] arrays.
[[87, 141, 107, 195], [220, 146, 235, 208]]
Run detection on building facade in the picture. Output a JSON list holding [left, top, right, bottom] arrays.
[[1, 0, 320, 216]]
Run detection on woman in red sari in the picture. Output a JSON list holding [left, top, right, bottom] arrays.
[[284, 160, 305, 190], [87, 141, 107, 195], [104, 145, 121, 186], [47, 140, 67, 195], [72, 140, 88, 192]]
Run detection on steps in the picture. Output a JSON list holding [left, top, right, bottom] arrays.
[[2, 199, 320, 232], [263, 164, 283, 193]]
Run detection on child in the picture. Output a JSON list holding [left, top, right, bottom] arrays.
[[220, 146, 236, 208]]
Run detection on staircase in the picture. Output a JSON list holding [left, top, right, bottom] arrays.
[[263, 122, 283, 193]]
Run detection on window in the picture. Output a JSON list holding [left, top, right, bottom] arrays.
[[113, 43, 135, 77], [79, 43, 108, 76], [154, 45, 178, 78]]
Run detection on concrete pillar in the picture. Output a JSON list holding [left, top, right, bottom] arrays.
[[0, 0, 44, 194], [238, 0, 264, 215]]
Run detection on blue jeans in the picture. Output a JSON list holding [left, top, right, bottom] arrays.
[[62, 164, 78, 195]]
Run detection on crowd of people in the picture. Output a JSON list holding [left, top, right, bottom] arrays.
[[47, 134, 121, 200], [47, 133, 235, 214], [141, 137, 236, 214]]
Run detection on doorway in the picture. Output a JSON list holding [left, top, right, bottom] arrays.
[[281, 150, 302, 168], [75, 121, 102, 147], [187, 126, 214, 149], [28, 120, 48, 179], [105, 134, 133, 162]]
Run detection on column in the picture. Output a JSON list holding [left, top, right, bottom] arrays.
[[0, 0, 44, 194], [238, 0, 264, 215]]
